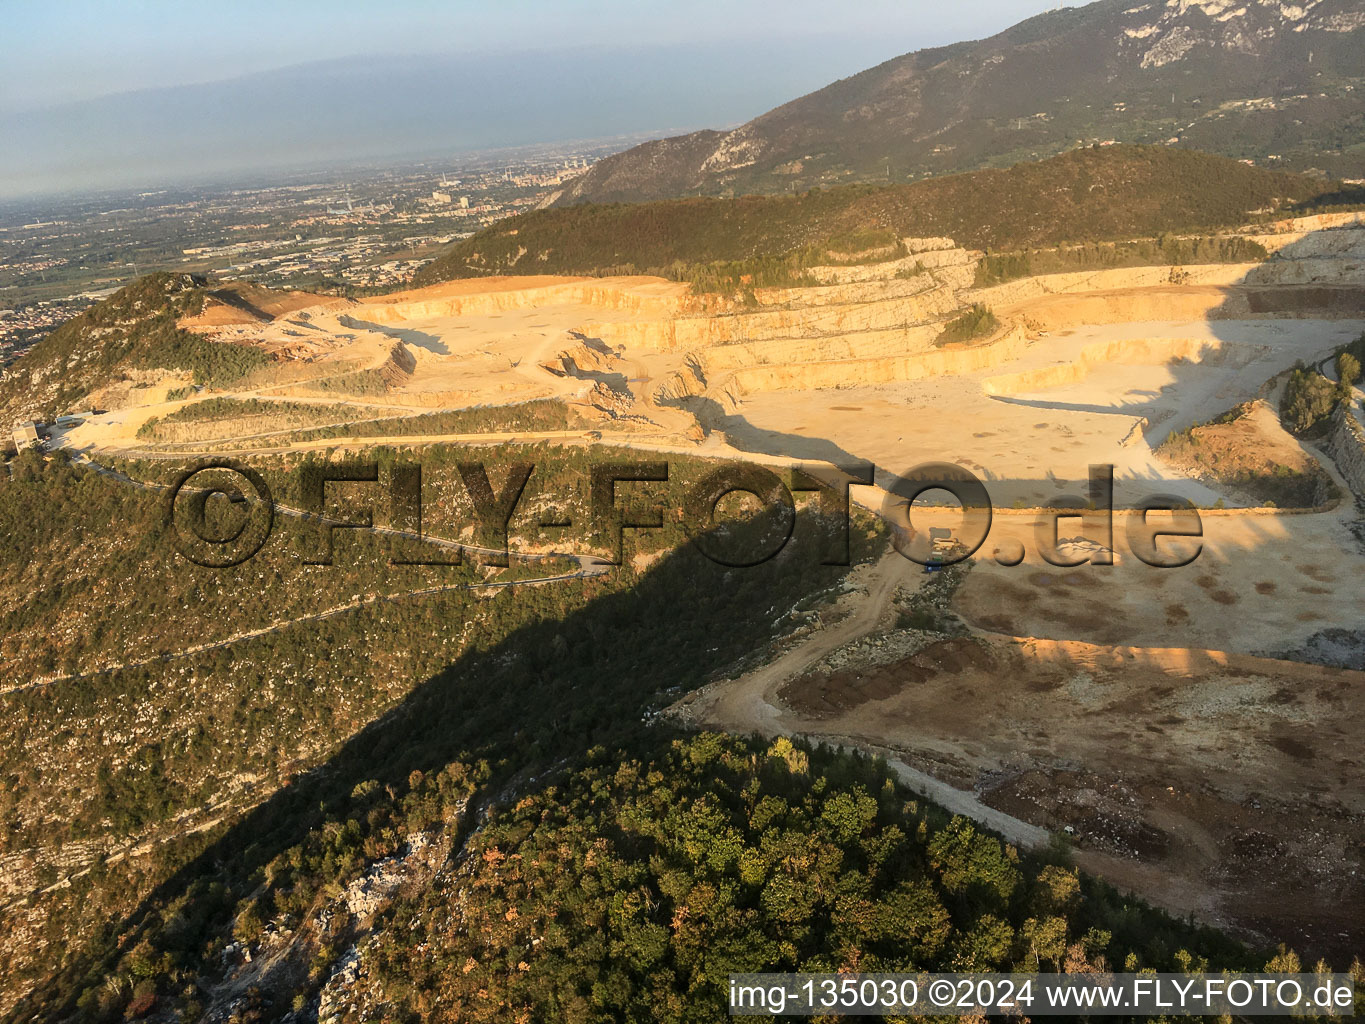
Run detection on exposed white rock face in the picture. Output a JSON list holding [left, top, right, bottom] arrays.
[[1165, 0, 1245, 15], [1314, 8, 1365, 28], [1141, 24, 1204, 65], [1126, 0, 1344, 68], [1162, 0, 1320, 15], [700, 126, 765, 174]]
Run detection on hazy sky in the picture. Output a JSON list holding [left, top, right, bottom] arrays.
[[2, 0, 1073, 197], [4, 0, 1071, 111]]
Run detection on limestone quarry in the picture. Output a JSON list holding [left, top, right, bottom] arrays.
[[56, 211, 1365, 957]]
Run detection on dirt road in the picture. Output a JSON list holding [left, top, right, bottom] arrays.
[[676, 551, 913, 733], [669, 550, 1051, 851]]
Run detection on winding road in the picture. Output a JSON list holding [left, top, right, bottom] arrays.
[[669, 549, 1051, 851], [3, 452, 614, 695]]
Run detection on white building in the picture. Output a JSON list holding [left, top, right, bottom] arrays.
[[11, 422, 41, 451]]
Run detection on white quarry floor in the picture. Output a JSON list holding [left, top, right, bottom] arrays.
[[720, 318, 1365, 508]]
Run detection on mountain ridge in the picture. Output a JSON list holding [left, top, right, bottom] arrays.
[[555, 0, 1365, 205], [0, 41, 900, 199]]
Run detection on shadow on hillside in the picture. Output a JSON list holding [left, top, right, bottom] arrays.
[[684, 395, 867, 468], [22, 508, 852, 1019], [557, 356, 630, 395], [685, 227, 1365, 505]]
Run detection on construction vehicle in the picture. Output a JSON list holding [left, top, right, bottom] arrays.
[[924, 528, 967, 571]]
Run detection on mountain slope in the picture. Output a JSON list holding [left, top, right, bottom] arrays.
[[556, 0, 1365, 205], [0, 274, 269, 424], [416, 146, 1344, 285]]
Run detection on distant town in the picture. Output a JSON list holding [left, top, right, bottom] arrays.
[[0, 139, 623, 364]]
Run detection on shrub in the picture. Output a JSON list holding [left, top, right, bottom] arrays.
[[936, 304, 999, 346], [1337, 352, 1360, 390], [1281, 367, 1340, 434], [974, 235, 1267, 287]]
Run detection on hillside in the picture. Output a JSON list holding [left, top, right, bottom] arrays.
[[4, 149, 1346, 424], [0, 451, 1266, 1022], [0, 274, 268, 425], [556, 0, 1365, 205], [415, 146, 1344, 285]]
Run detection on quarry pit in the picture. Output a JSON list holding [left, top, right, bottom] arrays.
[[57, 212, 1365, 958]]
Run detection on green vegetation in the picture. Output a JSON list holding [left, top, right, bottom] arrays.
[[297, 366, 392, 396], [974, 235, 1269, 287], [281, 400, 590, 443], [1340, 352, 1361, 390], [686, 237, 919, 300], [935, 304, 999, 347], [0, 445, 1288, 1023], [5, 162, 1362, 1021], [130, 325, 268, 387], [368, 732, 1250, 1022], [0, 274, 270, 423], [822, 226, 901, 256], [414, 148, 1339, 289], [557, 0, 1365, 206], [135, 397, 361, 440], [1336, 332, 1365, 390], [685, 253, 819, 297], [685, 235, 915, 298], [171, 396, 291, 422], [1282, 366, 1343, 435], [5, 446, 893, 1021], [894, 562, 971, 634], [137, 398, 591, 445]]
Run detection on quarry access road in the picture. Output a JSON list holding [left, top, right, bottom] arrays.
[[667, 549, 1052, 851]]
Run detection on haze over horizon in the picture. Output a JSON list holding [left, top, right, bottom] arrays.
[[1, 0, 1069, 199]]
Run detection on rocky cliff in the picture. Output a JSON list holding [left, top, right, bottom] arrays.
[[1327, 402, 1365, 501]]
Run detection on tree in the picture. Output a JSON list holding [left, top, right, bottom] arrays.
[[1337, 352, 1360, 390], [1281, 368, 1339, 434]]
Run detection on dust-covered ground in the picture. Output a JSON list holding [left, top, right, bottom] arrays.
[[716, 317, 1365, 508], [62, 275, 691, 451], [777, 628, 1365, 960], [951, 504, 1365, 655], [674, 556, 1365, 961]]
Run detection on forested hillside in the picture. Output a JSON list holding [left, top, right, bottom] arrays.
[[415, 147, 1352, 286], [0, 444, 876, 1018], [365, 733, 1253, 1023], [0, 274, 266, 424]]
